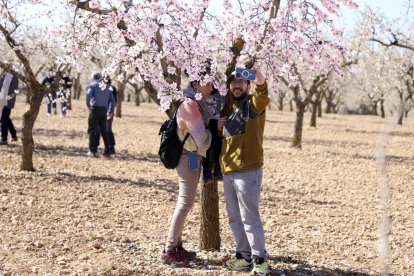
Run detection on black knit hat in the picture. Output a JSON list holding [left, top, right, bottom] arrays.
[[226, 71, 250, 87]]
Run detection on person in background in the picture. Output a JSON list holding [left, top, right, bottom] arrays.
[[42, 70, 72, 117], [42, 70, 57, 116], [86, 72, 116, 157], [219, 68, 271, 276], [57, 73, 72, 117], [0, 71, 19, 145], [201, 87, 223, 184], [94, 76, 117, 155]]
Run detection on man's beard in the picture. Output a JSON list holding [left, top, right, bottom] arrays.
[[231, 88, 248, 101]]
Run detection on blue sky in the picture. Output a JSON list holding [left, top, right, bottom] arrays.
[[209, 0, 411, 31], [334, 0, 410, 30]]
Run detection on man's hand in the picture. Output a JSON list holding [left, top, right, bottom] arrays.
[[252, 69, 265, 86], [107, 113, 113, 120], [218, 116, 227, 131], [88, 106, 93, 113]]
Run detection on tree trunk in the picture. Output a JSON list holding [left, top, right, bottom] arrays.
[[372, 102, 378, 116], [292, 103, 305, 149], [317, 102, 322, 117], [21, 87, 44, 171], [397, 113, 403, 125], [115, 81, 126, 118], [278, 95, 283, 111], [199, 183, 220, 250], [310, 102, 317, 127], [326, 103, 332, 114], [380, 100, 385, 118], [72, 72, 82, 100], [135, 91, 140, 106], [25, 89, 31, 104]]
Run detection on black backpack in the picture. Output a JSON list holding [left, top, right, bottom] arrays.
[[158, 100, 190, 169]]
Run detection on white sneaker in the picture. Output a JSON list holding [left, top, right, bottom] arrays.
[[86, 151, 98, 157]]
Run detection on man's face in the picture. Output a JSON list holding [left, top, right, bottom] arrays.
[[230, 78, 249, 100]]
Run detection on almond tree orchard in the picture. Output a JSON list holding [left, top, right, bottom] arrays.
[[55, 0, 358, 250], [0, 1, 71, 171], [343, 7, 414, 119]]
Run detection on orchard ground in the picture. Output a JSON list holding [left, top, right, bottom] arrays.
[[0, 98, 413, 276]]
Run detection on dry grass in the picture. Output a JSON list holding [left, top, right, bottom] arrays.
[[0, 98, 413, 275]]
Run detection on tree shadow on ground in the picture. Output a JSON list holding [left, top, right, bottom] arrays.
[[344, 128, 414, 138], [264, 135, 369, 148], [324, 150, 414, 164], [267, 255, 372, 275], [34, 144, 87, 156], [33, 143, 161, 163], [266, 119, 295, 125], [186, 255, 372, 275], [33, 128, 86, 139], [55, 171, 177, 194]]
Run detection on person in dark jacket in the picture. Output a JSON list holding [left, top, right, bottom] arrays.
[[42, 71, 57, 116], [0, 71, 19, 145], [86, 72, 116, 157], [201, 87, 223, 184], [94, 76, 118, 155], [42, 71, 72, 117]]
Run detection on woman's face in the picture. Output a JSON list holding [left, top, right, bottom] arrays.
[[195, 82, 213, 98]]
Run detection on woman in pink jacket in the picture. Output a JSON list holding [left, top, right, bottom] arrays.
[[160, 77, 214, 267]]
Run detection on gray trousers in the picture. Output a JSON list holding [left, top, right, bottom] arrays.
[[223, 168, 268, 259], [165, 152, 201, 251]]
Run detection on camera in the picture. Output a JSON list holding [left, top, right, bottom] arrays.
[[235, 68, 256, 81]]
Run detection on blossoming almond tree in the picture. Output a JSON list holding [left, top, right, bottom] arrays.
[[61, 0, 357, 250], [0, 0, 70, 171]]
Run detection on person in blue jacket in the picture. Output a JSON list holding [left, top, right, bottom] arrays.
[[94, 76, 118, 155], [86, 72, 116, 157]]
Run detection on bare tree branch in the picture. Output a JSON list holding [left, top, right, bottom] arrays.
[[370, 37, 414, 51]]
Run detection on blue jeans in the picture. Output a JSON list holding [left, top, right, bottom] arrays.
[[223, 168, 268, 260], [46, 93, 56, 114]]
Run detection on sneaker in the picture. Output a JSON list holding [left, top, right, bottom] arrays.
[[11, 137, 18, 142], [251, 257, 270, 276], [175, 241, 196, 260], [160, 249, 189, 267], [0, 140, 7, 145], [213, 166, 223, 182], [203, 169, 214, 185], [225, 252, 252, 271], [47, 113, 51, 117], [53, 109, 57, 115], [86, 151, 98, 157]]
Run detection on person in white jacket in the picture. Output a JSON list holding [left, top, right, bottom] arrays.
[[0, 71, 19, 145]]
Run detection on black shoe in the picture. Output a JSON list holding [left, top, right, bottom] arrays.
[[0, 140, 7, 145], [11, 137, 18, 142]]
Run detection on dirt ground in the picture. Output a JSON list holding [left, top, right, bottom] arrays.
[[0, 98, 413, 276]]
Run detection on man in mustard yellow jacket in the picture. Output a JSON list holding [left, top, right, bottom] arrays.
[[219, 68, 271, 276]]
